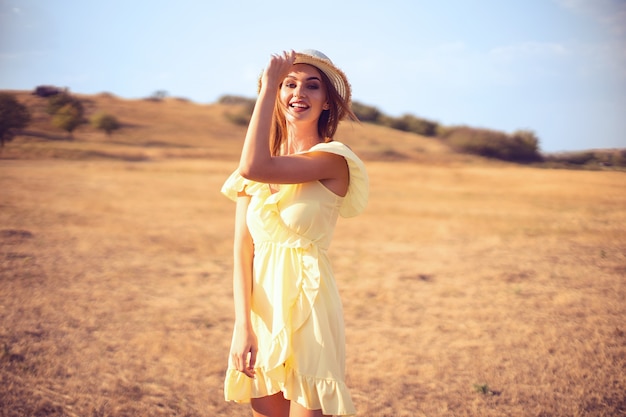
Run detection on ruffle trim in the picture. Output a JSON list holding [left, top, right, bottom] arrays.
[[251, 196, 321, 381], [220, 141, 368, 217], [222, 170, 332, 410], [222, 166, 323, 382], [220, 144, 362, 415], [308, 141, 369, 218], [220, 169, 266, 201], [224, 363, 356, 416]]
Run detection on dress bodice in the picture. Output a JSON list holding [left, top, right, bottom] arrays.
[[248, 181, 342, 251]]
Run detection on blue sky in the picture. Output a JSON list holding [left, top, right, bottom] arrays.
[[1, 0, 624, 152]]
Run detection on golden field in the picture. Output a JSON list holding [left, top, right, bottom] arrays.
[[1, 92, 625, 416]]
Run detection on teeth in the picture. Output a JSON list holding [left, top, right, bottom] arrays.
[[291, 103, 308, 108]]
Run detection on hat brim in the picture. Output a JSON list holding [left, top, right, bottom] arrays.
[[294, 52, 351, 104]]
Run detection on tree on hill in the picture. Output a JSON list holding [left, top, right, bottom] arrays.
[[33, 85, 65, 98], [91, 112, 121, 136], [45, 92, 85, 138], [52, 103, 85, 138], [0, 93, 31, 147], [147, 90, 168, 101], [46, 92, 84, 116]]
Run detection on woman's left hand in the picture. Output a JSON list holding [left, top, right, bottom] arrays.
[[260, 50, 297, 92]]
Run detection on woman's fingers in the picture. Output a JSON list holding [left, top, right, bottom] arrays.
[[283, 49, 296, 63], [241, 350, 256, 378], [231, 348, 256, 378], [230, 325, 258, 378], [248, 345, 257, 371], [271, 50, 295, 64], [264, 50, 297, 86], [259, 49, 298, 92]]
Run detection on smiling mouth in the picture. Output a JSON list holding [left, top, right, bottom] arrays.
[[290, 102, 309, 110]]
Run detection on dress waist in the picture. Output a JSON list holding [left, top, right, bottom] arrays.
[[254, 239, 329, 253]]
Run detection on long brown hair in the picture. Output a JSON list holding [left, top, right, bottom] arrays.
[[269, 67, 358, 156]]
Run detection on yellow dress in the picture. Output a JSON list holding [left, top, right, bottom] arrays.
[[221, 141, 368, 416]]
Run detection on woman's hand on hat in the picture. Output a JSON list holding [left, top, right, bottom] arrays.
[[261, 50, 297, 92]]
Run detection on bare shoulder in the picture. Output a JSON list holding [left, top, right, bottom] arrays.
[[305, 151, 349, 197]]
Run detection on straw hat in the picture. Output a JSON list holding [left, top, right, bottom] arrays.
[[294, 49, 351, 104]]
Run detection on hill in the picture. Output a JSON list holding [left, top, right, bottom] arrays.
[[2, 90, 463, 165], [1, 90, 625, 416], [5, 89, 624, 169]]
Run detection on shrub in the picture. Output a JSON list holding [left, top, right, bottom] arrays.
[[218, 95, 255, 106], [543, 150, 626, 169], [91, 112, 121, 136], [436, 124, 453, 138], [351, 102, 382, 123], [46, 93, 84, 116], [46, 93, 85, 138], [33, 85, 64, 98], [146, 90, 168, 102], [0, 93, 31, 147], [224, 101, 256, 127], [589, 149, 626, 168], [558, 151, 594, 165], [608, 150, 626, 167], [51, 103, 84, 138], [401, 114, 438, 137], [442, 126, 542, 163], [509, 129, 542, 162], [379, 114, 439, 137], [378, 114, 407, 131]]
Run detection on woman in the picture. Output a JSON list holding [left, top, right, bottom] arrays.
[[221, 49, 368, 417]]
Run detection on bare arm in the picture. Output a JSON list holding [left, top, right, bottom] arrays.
[[229, 192, 257, 378]]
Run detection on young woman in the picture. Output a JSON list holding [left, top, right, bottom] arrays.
[[221, 49, 368, 417]]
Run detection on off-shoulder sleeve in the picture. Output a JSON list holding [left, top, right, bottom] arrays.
[[221, 169, 249, 202], [309, 141, 369, 217], [221, 169, 267, 201]]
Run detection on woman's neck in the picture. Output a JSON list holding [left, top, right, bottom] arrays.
[[284, 123, 323, 155]]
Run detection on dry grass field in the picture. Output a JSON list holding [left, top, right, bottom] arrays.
[[1, 92, 625, 416]]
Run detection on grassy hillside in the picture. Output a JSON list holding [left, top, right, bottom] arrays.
[[1, 91, 625, 416], [3, 90, 462, 165]]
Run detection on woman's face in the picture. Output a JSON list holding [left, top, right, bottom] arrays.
[[279, 63, 329, 125]]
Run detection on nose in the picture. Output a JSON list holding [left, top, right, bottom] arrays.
[[293, 84, 306, 98]]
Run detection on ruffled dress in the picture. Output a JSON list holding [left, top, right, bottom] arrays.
[[221, 141, 368, 416]]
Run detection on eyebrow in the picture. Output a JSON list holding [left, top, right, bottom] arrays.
[[286, 75, 322, 82]]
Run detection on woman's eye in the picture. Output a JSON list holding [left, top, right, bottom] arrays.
[[307, 84, 320, 90], [285, 83, 296, 88]]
